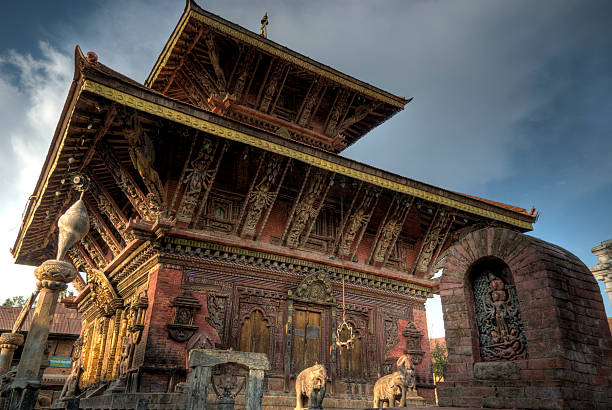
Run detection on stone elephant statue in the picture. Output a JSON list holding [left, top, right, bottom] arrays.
[[373, 371, 405, 408], [295, 363, 327, 410]]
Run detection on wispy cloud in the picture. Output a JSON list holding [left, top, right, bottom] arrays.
[[0, 42, 72, 302]]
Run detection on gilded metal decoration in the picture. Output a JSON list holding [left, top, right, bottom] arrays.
[[472, 272, 527, 361], [260, 13, 268, 38], [293, 269, 335, 305], [167, 292, 202, 342]]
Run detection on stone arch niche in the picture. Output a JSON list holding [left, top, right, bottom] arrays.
[[468, 257, 527, 362], [435, 227, 611, 409]]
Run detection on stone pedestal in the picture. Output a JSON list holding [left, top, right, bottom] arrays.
[[0, 333, 24, 374], [591, 239, 612, 306]]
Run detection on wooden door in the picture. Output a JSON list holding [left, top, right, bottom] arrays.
[[292, 309, 322, 372], [239, 310, 270, 354]]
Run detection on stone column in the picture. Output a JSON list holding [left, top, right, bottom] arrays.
[[0, 333, 24, 374], [245, 369, 265, 410], [186, 365, 212, 410], [16, 261, 75, 381], [10, 260, 75, 408], [591, 239, 612, 306]]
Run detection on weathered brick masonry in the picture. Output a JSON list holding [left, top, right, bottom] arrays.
[[437, 227, 612, 410]]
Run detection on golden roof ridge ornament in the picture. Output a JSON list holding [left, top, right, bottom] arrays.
[[260, 12, 268, 38]]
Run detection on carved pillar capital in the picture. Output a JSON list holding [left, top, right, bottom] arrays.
[[0, 333, 24, 351], [34, 260, 76, 289]]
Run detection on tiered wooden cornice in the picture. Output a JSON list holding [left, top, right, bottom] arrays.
[[144, 0, 410, 153], [12, 46, 535, 296]]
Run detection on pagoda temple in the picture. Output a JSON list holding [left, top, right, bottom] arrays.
[[11, 0, 537, 406]]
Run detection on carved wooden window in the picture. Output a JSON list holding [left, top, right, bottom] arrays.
[[470, 258, 527, 362], [292, 309, 322, 372], [214, 206, 226, 220], [338, 325, 363, 379], [239, 310, 270, 355]]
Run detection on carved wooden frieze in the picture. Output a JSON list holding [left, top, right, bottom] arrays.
[[167, 292, 202, 342], [383, 317, 399, 357], [206, 293, 228, 340], [472, 272, 527, 361]]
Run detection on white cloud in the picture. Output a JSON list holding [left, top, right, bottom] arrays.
[[0, 42, 72, 303]]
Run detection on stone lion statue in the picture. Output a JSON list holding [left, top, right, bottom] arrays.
[[295, 363, 327, 410], [373, 371, 405, 408]]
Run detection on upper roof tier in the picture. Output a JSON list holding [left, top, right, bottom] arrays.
[[145, 0, 411, 153]]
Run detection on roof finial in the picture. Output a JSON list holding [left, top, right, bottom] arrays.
[[260, 12, 268, 38]]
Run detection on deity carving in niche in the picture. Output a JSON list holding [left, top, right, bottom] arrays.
[[472, 270, 527, 361]]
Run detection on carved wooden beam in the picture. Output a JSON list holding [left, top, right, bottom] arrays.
[[259, 60, 288, 113], [204, 32, 226, 92], [231, 48, 257, 103], [81, 234, 108, 269], [88, 175, 134, 243], [66, 247, 88, 293], [174, 136, 222, 224], [176, 71, 212, 110], [282, 169, 334, 248], [97, 141, 157, 221], [337, 101, 382, 134], [324, 90, 351, 136], [334, 184, 380, 260], [236, 153, 290, 240], [85, 198, 122, 258], [163, 23, 206, 93], [297, 77, 326, 128], [413, 208, 451, 276], [368, 195, 413, 266], [183, 56, 218, 96], [123, 113, 167, 213], [190, 140, 230, 229], [79, 105, 117, 172]]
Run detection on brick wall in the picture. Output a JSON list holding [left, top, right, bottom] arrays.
[[437, 227, 612, 409]]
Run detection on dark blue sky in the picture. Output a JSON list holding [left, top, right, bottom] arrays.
[[1, 1, 610, 321]]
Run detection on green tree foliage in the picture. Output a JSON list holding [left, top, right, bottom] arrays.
[[431, 342, 448, 383], [2, 296, 27, 307]]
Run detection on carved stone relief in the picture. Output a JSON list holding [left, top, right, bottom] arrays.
[[472, 272, 527, 361], [167, 292, 202, 342], [206, 293, 227, 340], [383, 318, 399, 357]]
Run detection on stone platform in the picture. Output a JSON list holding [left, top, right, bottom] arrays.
[[71, 392, 428, 409]]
